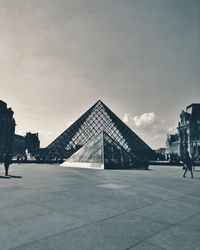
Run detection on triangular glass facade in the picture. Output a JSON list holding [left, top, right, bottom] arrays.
[[61, 131, 133, 169], [103, 131, 134, 169], [47, 100, 153, 162], [65, 132, 104, 164]]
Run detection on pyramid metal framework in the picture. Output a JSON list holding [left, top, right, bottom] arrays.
[[47, 100, 153, 163]]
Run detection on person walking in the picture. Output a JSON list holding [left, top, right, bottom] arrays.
[[183, 152, 194, 178], [4, 153, 11, 176], [17, 154, 21, 164]]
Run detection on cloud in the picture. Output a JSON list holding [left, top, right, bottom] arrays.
[[123, 112, 167, 137]]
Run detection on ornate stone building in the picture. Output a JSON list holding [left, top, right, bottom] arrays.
[[177, 104, 200, 159], [0, 100, 16, 160], [165, 103, 200, 161]]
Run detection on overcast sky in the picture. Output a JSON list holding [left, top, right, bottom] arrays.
[[0, 0, 199, 149]]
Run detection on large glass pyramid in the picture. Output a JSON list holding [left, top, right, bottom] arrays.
[[47, 100, 153, 168]]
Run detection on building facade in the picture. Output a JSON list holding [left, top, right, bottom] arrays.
[[165, 134, 179, 161], [177, 104, 200, 160], [165, 104, 200, 161], [25, 132, 40, 156], [13, 134, 26, 155], [13, 132, 40, 157], [0, 100, 16, 160]]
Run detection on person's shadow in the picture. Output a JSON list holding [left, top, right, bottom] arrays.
[[7, 175, 23, 178], [0, 175, 10, 179], [0, 175, 23, 179]]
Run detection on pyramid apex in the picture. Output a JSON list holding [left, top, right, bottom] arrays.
[[95, 99, 106, 106]]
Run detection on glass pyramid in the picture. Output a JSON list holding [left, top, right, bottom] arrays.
[[47, 100, 153, 166], [64, 132, 104, 165], [62, 131, 140, 169]]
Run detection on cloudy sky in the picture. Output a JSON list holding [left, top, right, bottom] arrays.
[[0, 0, 199, 149]]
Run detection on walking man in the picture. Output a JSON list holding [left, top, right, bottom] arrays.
[[4, 153, 11, 176], [183, 152, 194, 178]]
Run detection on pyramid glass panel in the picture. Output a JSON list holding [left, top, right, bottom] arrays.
[[66, 132, 103, 164], [103, 131, 134, 169]]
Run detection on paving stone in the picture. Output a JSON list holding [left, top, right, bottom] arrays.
[[0, 204, 50, 224], [132, 198, 199, 225], [147, 222, 200, 250], [128, 242, 167, 250], [97, 183, 128, 189], [0, 164, 199, 250], [12, 222, 140, 250]]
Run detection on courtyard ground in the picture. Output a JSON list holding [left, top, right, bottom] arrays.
[[0, 164, 200, 250]]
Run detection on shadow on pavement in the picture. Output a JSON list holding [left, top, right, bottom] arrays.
[[0, 175, 23, 179], [7, 175, 23, 178], [0, 175, 10, 179]]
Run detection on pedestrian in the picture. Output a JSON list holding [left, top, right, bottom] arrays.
[[4, 153, 11, 176], [182, 152, 193, 178], [17, 154, 21, 164]]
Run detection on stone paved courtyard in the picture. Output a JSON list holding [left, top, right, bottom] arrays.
[[0, 164, 200, 250]]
